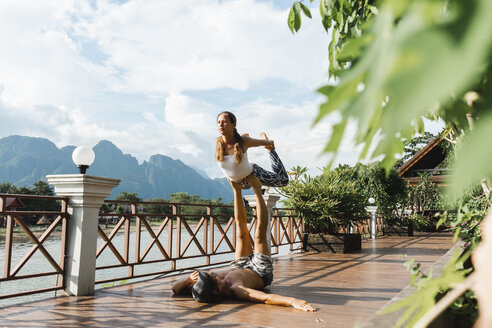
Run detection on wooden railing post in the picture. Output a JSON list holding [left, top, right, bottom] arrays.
[[132, 203, 139, 278], [273, 208, 279, 254], [243, 194, 281, 253], [206, 206, 212, 265], [174, 205, 181, 259], [46, 174, 120, 296]]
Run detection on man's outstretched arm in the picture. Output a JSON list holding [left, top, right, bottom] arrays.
[[231, 285, 316, 312], [172, 270, 198, 295]]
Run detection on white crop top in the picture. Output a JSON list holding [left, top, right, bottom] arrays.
[[217, 153, 253, 181]]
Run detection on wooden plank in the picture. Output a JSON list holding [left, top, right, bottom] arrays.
[[0, 232, 455, 328]]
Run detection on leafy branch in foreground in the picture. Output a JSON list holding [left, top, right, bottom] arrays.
[[289, 0, 492, 195], [289, 0, 378, 76], [289, 0, 492, 326], [381, 251, 472, 328]]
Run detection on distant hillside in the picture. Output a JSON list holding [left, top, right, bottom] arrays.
[[0, 135, 237, 201]]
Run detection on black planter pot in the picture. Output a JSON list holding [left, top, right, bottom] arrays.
[[407, 222, 414, 236], [303, 233, 362, 254]]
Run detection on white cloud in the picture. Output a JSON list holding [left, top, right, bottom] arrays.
[[0, 0, 342, 182], [0, 1, 112, 109], [164, 93, 215, 133], [74, 0, 328, 94]]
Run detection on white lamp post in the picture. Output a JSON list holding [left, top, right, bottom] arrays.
[[367, 197, 377, 239], [72, 146, 95, 174], [47, 146, 120, 296]]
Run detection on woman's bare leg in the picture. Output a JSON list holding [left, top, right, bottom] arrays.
[[229, 179, 253, 259], [246, 175, 270, 256]]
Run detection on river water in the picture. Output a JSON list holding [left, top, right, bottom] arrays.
[[0, 225, 298, 307]]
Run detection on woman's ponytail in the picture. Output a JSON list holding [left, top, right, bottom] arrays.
[[233, 128, 244, 164], [215, 137, 224, 162]]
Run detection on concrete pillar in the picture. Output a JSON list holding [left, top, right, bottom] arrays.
[[244, 193, 281, 253], [46, 174, 120, 296], [365, 205, 378, 239]]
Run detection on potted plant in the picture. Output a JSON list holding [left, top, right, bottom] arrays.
[[279, 166, 368, 253]]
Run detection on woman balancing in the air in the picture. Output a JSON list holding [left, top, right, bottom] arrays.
[[171, 111, 316, 311], [215, 111, 289, 190]]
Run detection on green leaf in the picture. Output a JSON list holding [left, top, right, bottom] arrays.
[[293, 2, 302, 32], [288, 5, 297, 34], [381, 250, 468, 328], [314, 75, 361, 124], [319, 0, 331, 18], [322, 15, 332, 31], [369, 6, 379, 15], [403, 258, 416, 270], [337, 34, 372, 62], [299, 2, 312, 19], [288, 2, 302, 34], [450, 111, 492, 196], [328, 28, 342, 75], [323, 118, 349, 168]]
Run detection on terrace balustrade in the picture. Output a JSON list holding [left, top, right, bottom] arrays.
[[0, 188, 303, 301], [94, 197, 304, 285], [1, 175, 383, 302], [0, 194, 69, 300]]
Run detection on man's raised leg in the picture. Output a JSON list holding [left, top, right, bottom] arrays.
[[229, 179, 253, 259], [246, 175, 270, 256]]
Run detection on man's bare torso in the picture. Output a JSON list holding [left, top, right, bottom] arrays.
[[217, 268, 264, 297]]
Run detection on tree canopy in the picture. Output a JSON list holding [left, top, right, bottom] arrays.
[[0, 180, 57, 211]]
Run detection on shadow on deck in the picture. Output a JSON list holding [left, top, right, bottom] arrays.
[[0, 232, 455, 328]]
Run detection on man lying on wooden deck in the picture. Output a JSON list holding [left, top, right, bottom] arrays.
[[172, 176, 316, 312]]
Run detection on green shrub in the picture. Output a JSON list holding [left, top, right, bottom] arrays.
[[280, 166, 367, 234], [350, 162, 407, 222]]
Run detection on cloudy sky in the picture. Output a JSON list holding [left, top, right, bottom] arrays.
[[0, 0, 380, 178]]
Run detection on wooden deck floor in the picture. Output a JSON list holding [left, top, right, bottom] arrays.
[[0, 232, 455, 328]]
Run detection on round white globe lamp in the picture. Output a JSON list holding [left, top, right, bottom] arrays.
[[368, 197, 376, 204], [72, 146, 95, 174]]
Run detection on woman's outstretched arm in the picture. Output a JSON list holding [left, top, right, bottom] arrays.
[[242, 135, 274, 150]]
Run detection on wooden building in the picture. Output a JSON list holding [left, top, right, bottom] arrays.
[[0, 196, 27, 227], [397, 135, 451, 186]]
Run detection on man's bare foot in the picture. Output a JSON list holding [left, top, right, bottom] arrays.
[[227, 178, 242, 191], [260, 132, 274, 151]]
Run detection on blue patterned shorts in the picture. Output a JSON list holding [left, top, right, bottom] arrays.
[[230, 253, 274, 287]]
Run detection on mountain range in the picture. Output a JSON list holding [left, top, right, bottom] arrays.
[[0, 135, 237, 202]]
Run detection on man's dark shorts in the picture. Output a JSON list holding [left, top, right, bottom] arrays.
[[230, 253, 274, 287]]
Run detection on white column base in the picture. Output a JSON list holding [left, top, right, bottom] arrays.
[[244, 194, 281, 254], [365, 205, 378, 239]]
